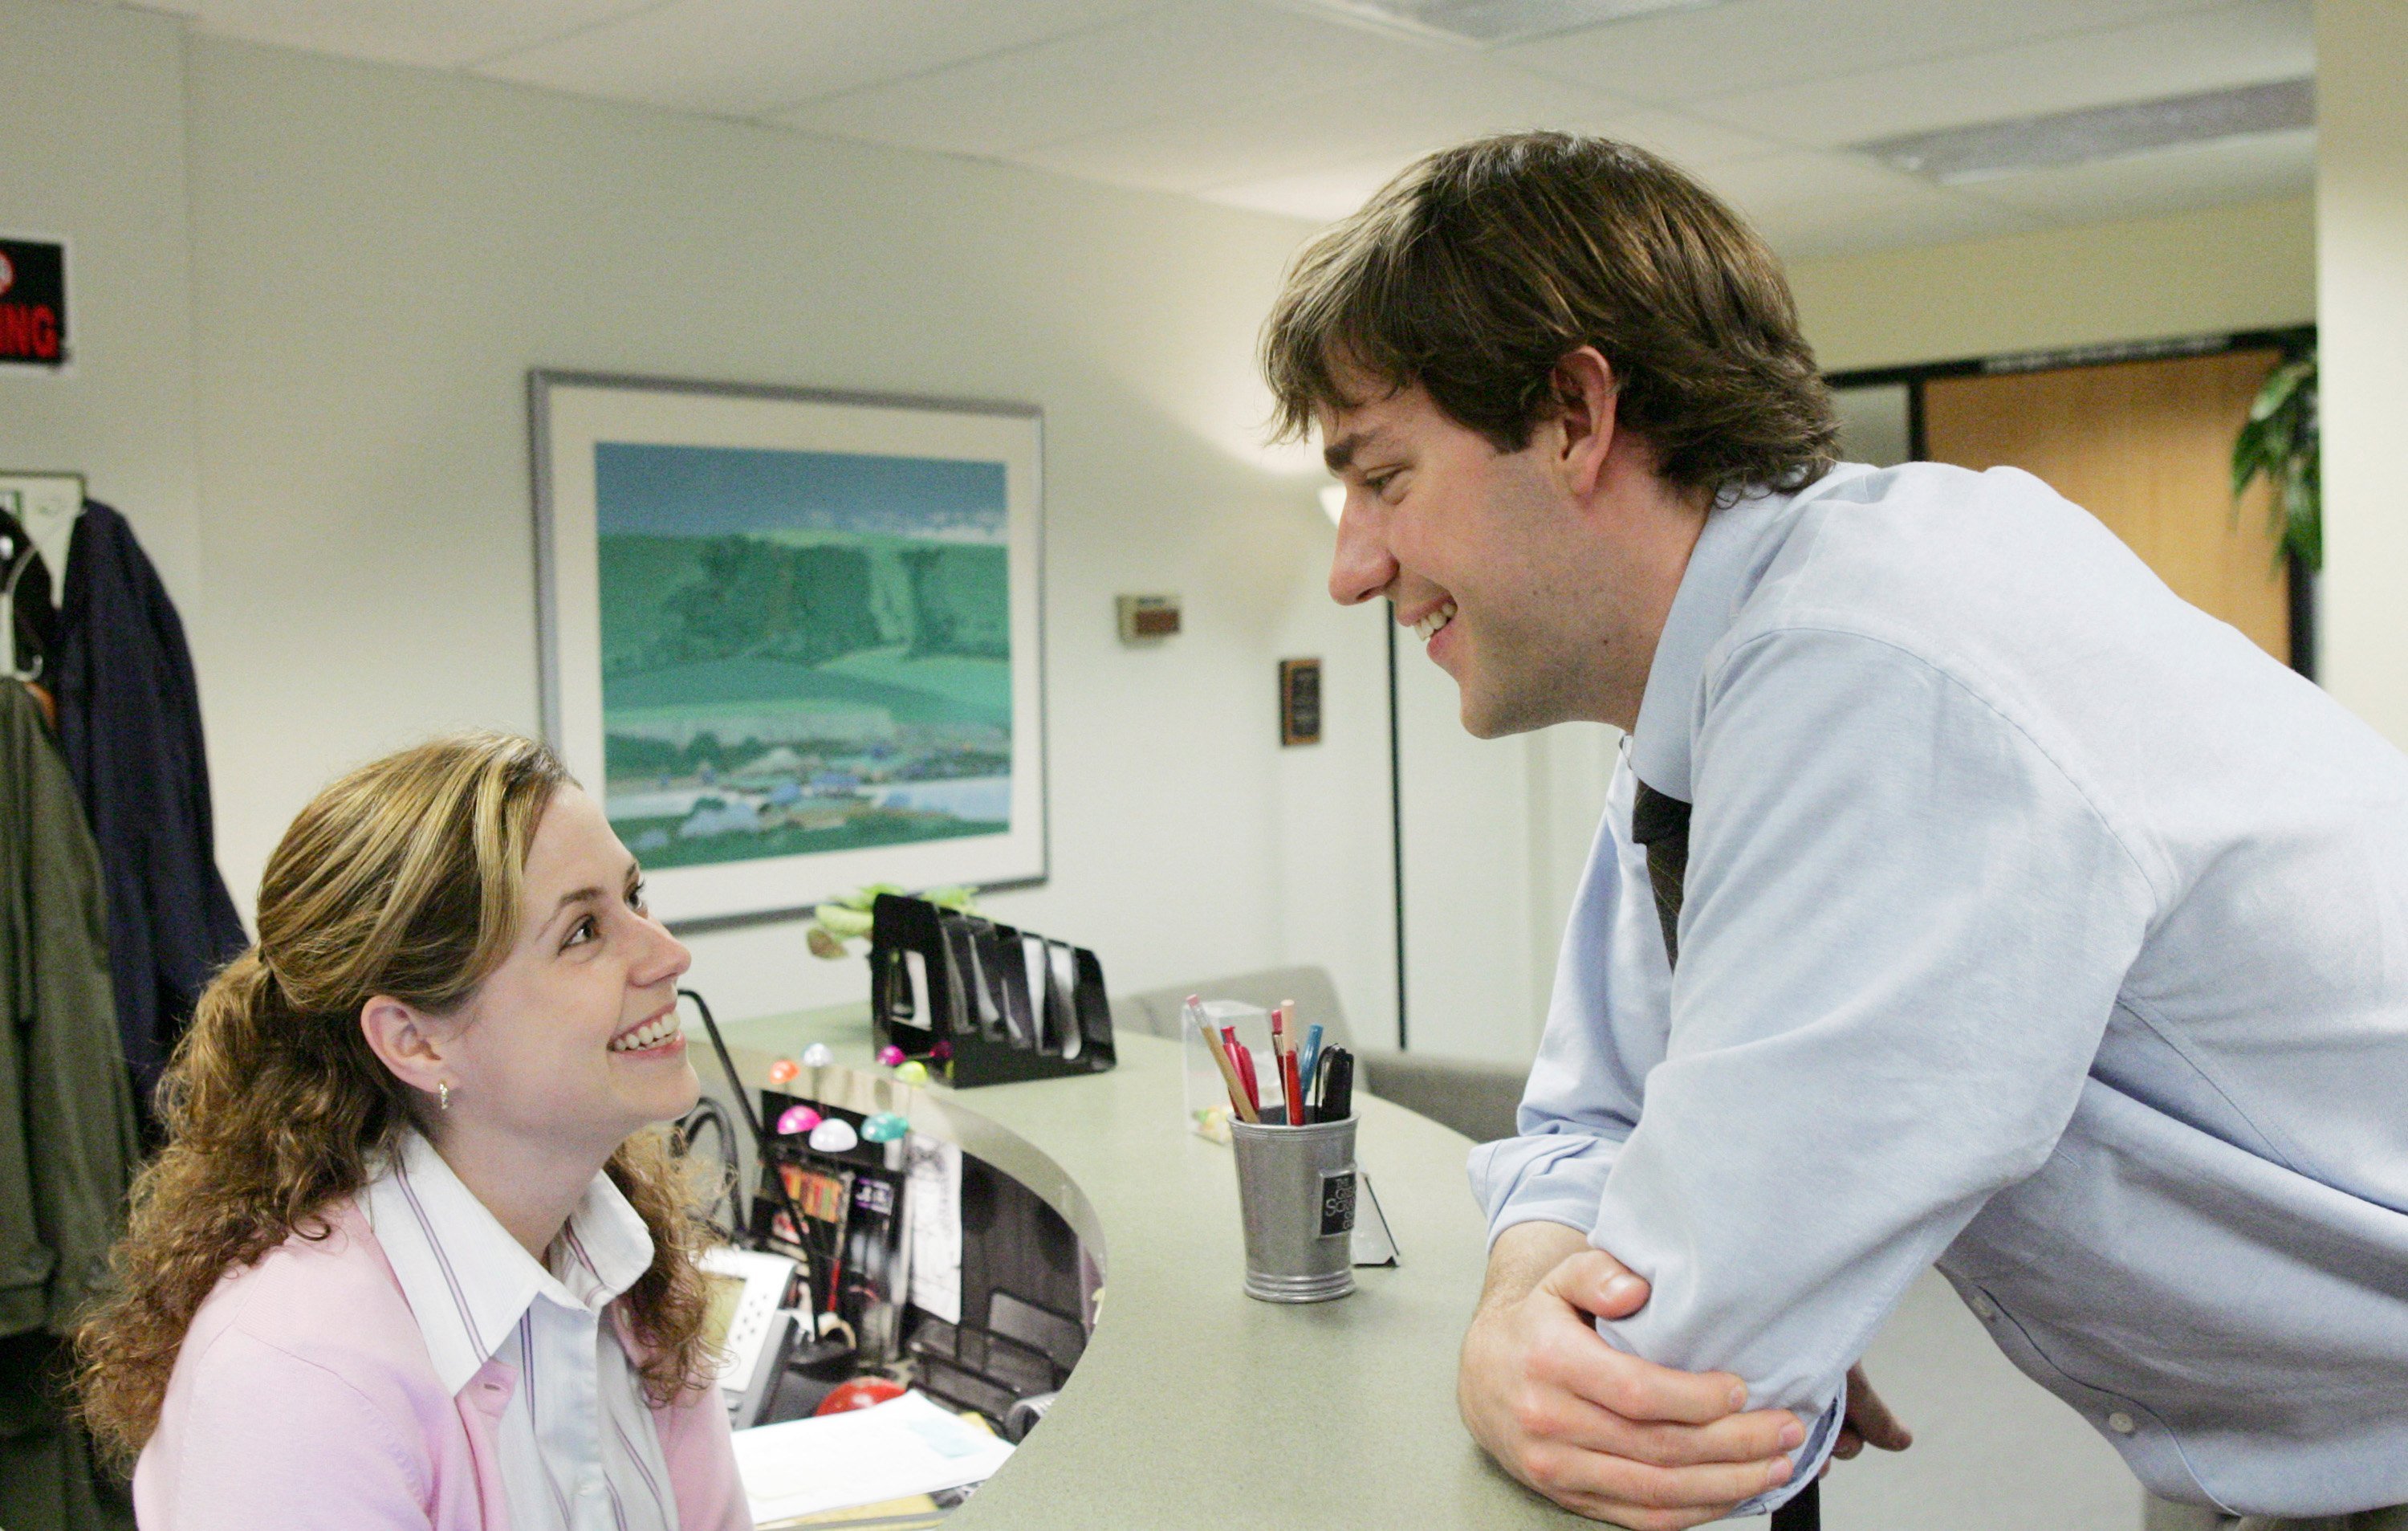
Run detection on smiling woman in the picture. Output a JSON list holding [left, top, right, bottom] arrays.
[[73, 732, 750, 1530]]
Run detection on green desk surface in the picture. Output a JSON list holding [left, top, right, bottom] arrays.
[[713, 1004, 1591, 1529]]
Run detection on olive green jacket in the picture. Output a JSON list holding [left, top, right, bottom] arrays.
[[1, 680, 140, 1341]]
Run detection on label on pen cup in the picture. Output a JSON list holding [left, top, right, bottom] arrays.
[[1320, 1170, 1357, 1238]]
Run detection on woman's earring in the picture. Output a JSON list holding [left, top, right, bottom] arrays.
[[437, 1081, 450, 1112]]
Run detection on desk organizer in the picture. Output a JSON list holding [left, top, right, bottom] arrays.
[[750, 1089, 912, 1362], [868, 893, 1115, 1088]]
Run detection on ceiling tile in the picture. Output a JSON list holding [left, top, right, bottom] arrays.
[[1199, 153, 1422, 221], [1690, 147, 1931, 209], [1954, 126, 2314, 226], [185, 0, 665, 71], [1017, 55, 1632, 194], [1498, 0, 2236, 105], [475, 0, 1161, 119], [1572, 105, 1789, 167], [1750, 186, 2041, 263], [774, 0, 1434, 158], [1686, 0, 2313, 149]]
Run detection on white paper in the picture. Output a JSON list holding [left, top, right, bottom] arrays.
[[905, 1136, 962, 1325], [732, 1390, 1013, 1523]]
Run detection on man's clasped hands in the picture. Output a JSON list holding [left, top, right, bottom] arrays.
[[1460, 1222, 1913, 1529]]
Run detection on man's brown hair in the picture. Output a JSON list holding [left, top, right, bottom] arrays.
[[1263, 132, 1837, 505]]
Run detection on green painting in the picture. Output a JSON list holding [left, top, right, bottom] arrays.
[[595, 442, 1012, 870]]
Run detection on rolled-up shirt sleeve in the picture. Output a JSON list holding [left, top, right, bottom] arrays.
[[1588, 626, 2156, 1510], [1469, 757, 1672, 1241]]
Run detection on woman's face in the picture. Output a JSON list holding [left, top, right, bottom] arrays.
[[437, 784, 699, 1158]]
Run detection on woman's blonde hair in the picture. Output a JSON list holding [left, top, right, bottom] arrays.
[[75, 732, 716, 1462]]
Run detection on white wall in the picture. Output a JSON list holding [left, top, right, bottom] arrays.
[[1, 0, 1403, 1039], [1396, 638, 1613, 1065], [2315, 0, 2408, 751], [1790, 195, 2316, 373], [0, 0, 201, 602]]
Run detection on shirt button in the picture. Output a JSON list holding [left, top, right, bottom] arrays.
[[1969, 1294, 1998, 1321], [2107, 1411, 2137, 1435]]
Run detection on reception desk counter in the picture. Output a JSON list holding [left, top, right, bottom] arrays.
[[715, 1005, 1589, 1530]]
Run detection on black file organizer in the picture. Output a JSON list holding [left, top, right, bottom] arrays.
[[868, 894, 1115, 1088]]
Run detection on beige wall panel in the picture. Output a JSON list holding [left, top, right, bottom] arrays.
[[2316, 0, 2408, 750], [1793, 197, 2315, 375]]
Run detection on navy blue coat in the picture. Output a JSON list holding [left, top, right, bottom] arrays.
[[51, 501, 246, 1106]]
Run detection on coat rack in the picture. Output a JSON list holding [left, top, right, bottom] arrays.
[[0, 472, 83, 684]]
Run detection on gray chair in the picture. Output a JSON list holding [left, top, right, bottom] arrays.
[[1113, 965, 1527, 1145]]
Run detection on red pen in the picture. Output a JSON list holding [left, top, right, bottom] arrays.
[[1222, 1026, 1261, 1116]]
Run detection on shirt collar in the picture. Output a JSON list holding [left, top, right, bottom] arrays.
[[360, 1130, 656, 1395], [1628, 465, 1876, 802]]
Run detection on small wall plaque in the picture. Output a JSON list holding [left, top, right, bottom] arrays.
[[1117, 593, 1181, 641], [1279, 658, 1322, 746]]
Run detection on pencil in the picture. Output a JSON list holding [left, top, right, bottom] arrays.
[[1268, 1004, 1288, 1120]]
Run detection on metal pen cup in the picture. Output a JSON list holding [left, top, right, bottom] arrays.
[[1230, 1114, 1358, 1303]]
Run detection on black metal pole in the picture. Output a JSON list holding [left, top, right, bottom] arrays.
[[1388, 604, 1408, 1053], [2288, 550, 2317, 682]]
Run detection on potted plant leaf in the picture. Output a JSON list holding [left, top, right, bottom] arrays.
[[806, 882, 982, 960], [2231, 348, 2319, 677]]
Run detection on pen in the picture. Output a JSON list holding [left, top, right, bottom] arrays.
[[1299, 1023, 1324, 1117], [1194, 1001, 1259, 1125], [1321, 1048, 1353, 1122], [1282, 1046, 1305, 1126], [1222, 1026, 1261, 1117]]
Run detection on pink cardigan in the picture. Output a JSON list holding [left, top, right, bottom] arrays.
[[133, 1199, 751, 1530]]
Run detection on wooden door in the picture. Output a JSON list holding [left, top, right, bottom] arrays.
[[1922, 348, 2290, 663]]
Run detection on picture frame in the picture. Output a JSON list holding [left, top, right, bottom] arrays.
[[531, 371, 1047, 926]]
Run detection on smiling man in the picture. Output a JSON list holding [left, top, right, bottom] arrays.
[[1260, 132, 2408, 1531]]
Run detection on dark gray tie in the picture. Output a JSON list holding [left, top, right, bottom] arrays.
[[1631, 776, 1820, 1530]]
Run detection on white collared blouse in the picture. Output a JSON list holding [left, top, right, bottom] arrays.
[[362, 1131, 678, 1531]]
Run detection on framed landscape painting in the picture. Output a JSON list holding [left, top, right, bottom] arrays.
[[532, 372, 1046, 925]]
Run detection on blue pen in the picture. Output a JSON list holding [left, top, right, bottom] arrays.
[[1300, 1024, 1325, 1110]]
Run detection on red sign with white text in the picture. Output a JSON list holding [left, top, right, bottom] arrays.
[[0, 240, 67, 368]]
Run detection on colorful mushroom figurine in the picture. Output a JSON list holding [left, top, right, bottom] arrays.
[[860, 1111, 909, 1144], [800, 1043, 835, 1069], [807, 1117, 860, 1154], [876, 1044, 906, 1068], [766, 1057, 800, 1086], [895, 1060, 929, 1086], [774, 1103, 822, 1137]]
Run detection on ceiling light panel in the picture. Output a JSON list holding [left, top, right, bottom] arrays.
[[1943, 127, 2315, 224], [1860, 77, 2313, 182], [1285, 0, 1728, 47], [1501, 0, 2240, 108], [1686, 0, 2312, 151]]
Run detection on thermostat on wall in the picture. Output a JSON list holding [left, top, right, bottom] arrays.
[[1117, 594, 1181, 642]]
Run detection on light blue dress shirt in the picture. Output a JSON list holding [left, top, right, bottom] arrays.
[[1468, 462, 2408, 1517]]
